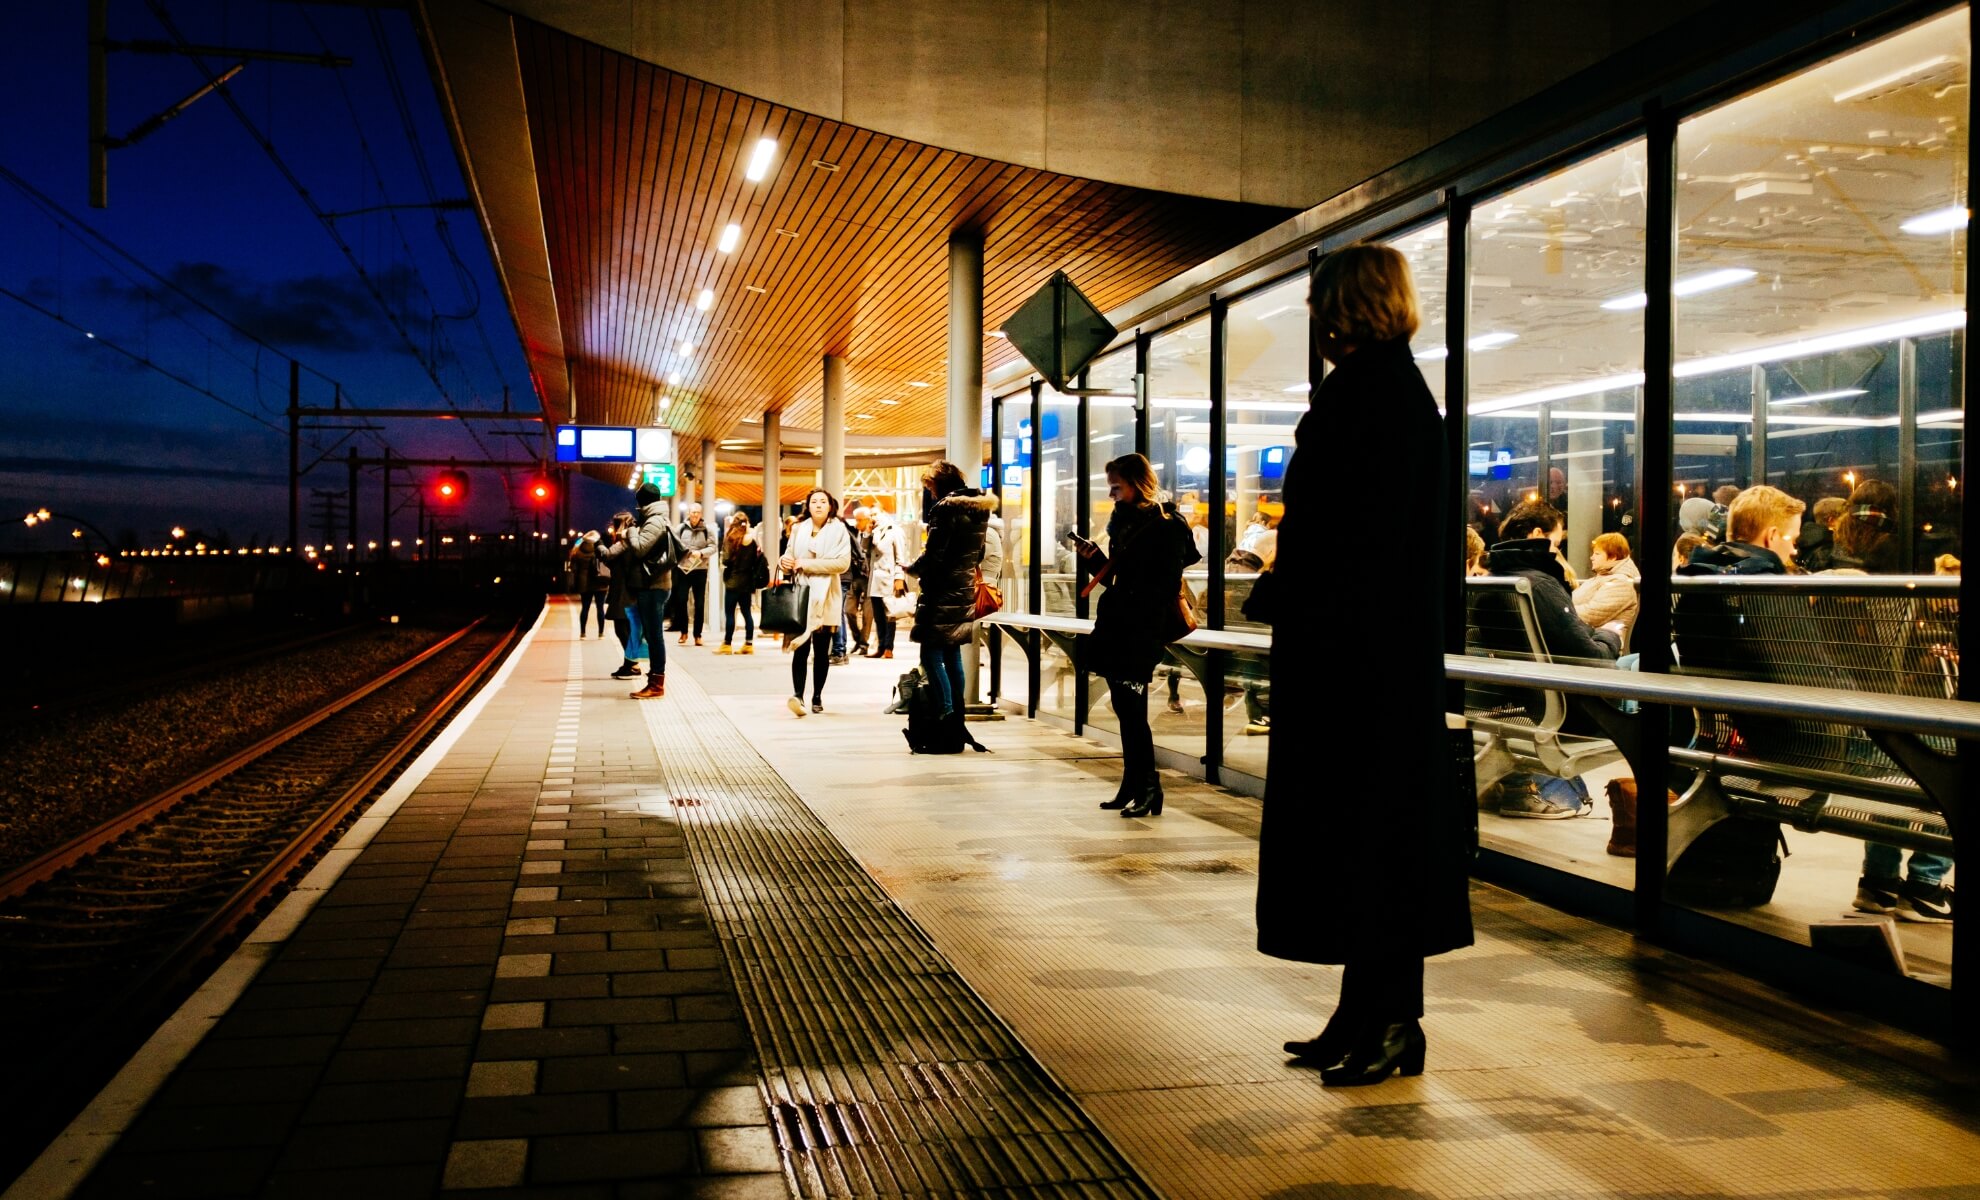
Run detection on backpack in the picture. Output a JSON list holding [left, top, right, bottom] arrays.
[[625, 519, 678, 590], [895, 668, 987, 754], [1666, 818, 1786, 908]]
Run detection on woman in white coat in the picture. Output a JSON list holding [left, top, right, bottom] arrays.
[[779, 488, 852, 715]]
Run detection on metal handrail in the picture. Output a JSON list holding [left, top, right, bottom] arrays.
[[1445, 655, 1980, 741], [1669, 574, 1957, 594]]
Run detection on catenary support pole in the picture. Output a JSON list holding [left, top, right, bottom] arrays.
[[287, 359, 299, 557], [703, 437, 721, 622]]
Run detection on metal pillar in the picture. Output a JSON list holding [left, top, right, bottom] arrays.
[[761, 409, 782, 567], [287, 360, 299, 557], [947, 230, 985, 473], [822, 355, 846, 500], [346, 447, 359, 564], [380, 448, 391, 559], [703, 437, 721, 620], [1899, 337, 1918, 570]]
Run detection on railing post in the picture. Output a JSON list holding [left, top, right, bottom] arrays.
[[1442, 197, 1470, 714], [1955, 18, 1976, 1051]]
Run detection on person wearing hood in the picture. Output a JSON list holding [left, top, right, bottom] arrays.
[[1070, 452, 1199, 818], [1678, 495, 1728, 547], [903, 461, 996, 738], [1256, 243, 1473, 1089], [862, 507, 908, 658], [1571, 532, 1641, 649], [599, 481, 676, 698], [1486, 500, 1622, 665]]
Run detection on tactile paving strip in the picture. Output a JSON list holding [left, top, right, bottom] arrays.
[[642, 671, 1156, 1198]]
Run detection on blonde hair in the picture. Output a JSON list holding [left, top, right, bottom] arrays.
[[1464, 526, 1486, 570], [1105, 453, 1162, 505], [1935, 554, 1960, 576], [1591, 532, 1631, 562], [1727, 485, 1806, 546], [1311, 243, 1421, 345]]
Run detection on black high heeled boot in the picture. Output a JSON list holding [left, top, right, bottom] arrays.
[[1119, 772, 1163, 818], [1320, 1020, 1425, 1087], [1284, 1011, 1361, 1068], [1099, 774, 1135, 810]]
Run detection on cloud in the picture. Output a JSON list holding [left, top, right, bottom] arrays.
[[163, 261, 408, 352]]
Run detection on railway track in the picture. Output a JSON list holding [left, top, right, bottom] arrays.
[[0, 611, 524, 1177]]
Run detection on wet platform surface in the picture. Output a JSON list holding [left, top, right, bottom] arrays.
[[17, 596, 1979, 1199]]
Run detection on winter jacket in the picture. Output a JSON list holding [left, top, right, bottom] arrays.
[[568, 538, 608, 593], [1674, 540, 1802, 755], [721, 534, 765, 593], [675, 519, 716, 574], [905, 488, 996, 646], [599, 499, 675, 591], [1085, 500, 1198, 684], [1571, 555, 1640, 647], [863, 520, 908, 595], [1483, 539, 1622, 663], [783, 517, 850, 634], [1256, 336, 1473, 967]]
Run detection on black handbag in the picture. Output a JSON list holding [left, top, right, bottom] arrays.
[[759, 579, 807, 635]]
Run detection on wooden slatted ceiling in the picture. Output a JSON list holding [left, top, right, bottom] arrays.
[[515, 19, 1290, 447]]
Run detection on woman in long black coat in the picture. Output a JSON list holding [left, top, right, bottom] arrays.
[[1256, 243, 1473, 1086], [1074, 452, 1200, 817]]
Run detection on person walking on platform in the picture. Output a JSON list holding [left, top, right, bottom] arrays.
[[1069, 453, 1199, 818], [715, 511, 765, 655], [568, 529, 609, 637], [780, 488, 851, 715], [1255, 243, 1473, 1086], [603, 511, 645, 679], [601, 481, 676, 698], [903, 462, 996, 745], [864, 508, 906, 658], [671, 503, 716, 646]]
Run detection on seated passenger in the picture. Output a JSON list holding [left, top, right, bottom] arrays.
[[1830, 479, 1901, 574], [1681, 485, 1801, 576], [1672, 531, 1703, 572], [1571, 532, 1640, 649], [1486, 500, 1621, 664], [1936, 553, 1961, 576], [1797, 496, 1847, 574], [1464, 526, 1488, 577], [1679, 496, 1728, 547]]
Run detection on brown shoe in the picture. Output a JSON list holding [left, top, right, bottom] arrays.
[[677, 633, 688, 645], [740, 643, 755, 655], [631, 674, 666, 699], [694, 637, 704, 646], [880, 650, 893, 659]]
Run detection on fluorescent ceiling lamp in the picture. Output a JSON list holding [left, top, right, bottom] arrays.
[[667, 372, 682, 386], [1768, 387, 1867, 407], [1414, 346, 1450, 361], [989, 330, 1007, 338], [878, 399, 900, 405], [744, 138, 777, 181], [1471, 310, 1965, 416], [695, 289, 714, 311], [1900, 206, 1968, 235], [1255, 305, 1300, 320], [678, 342, 694, 358], [1833, 55, 1955, 104], [1601, 268, 1756, 310], [717, 224, 742, 253], [907, 381, 930, 388], [1469, 332, 1518, 350], [1283, 382, 1310, 393]]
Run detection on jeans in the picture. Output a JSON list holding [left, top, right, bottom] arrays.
[[672, 570, 707, 638], [1109, 677, 1154, 784], [921, 640, 965, 718], [833, 581, 851, 656], [790, 627, 833, 702], [870, 597, 896, 654], [579, 589, 607, 636], [612, 602, 633, 659], [632, 588, 670, 676], [724, 589, 755, 645], [1864, 843, 1952, 886]]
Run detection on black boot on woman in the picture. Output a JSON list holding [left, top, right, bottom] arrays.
[[1099, 775, 1136, 810], [1283, 1011, 1361, 1068], [1319, 1020, 1425, 1087], [1119, 771, 1163, 818]]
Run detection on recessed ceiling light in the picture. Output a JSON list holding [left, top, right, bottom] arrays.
[[773, 229, 798, 239], [989, 331, 1007, 339], [854, 413, 875, 419], [907, 381, 931, 388], [878, 399, 900, 405], [744, 137, 777, 181], [744, 284, 767, 293], [1901, 206, 1968, 235], [812, 160, 839, 172], [667, 372, 682, 386], [695, 289, 714, 311], [717, 224, 742, 253], [678, 342, 694, 358], [1602, 268, 1757, 310]]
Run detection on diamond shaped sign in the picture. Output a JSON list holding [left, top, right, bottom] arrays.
[[1000, 271, 1118, 392]]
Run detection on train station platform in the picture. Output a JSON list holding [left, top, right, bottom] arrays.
[[19, 595, 1980, 1199]]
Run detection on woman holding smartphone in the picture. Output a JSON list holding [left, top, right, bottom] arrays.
[[1071, 453, 1199, 818]]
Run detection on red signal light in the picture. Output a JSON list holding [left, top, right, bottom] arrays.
[[433, 469, 469, 503], [526, 476, 554, 505]]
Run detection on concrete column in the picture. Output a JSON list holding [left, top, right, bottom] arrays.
[[702, 438, 721, 617], [947, 230, 984, 475], [760, 409, 782, 567], [822, 355, 846, 500]]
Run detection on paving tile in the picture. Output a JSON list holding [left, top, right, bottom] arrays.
[[546, 997, 675, 1026], [73, 1147, 277, 1199], [467, 1059, 539, 1098], [181, 1033, 339, 1071], [623, 1176, 789, 1200], [456, 1092, 613, 1138], [482, 1001, 547, 1030], [356, 989, 486, 1021], [489, 973, 614, 1002], [496, 952, 553, 977], [277, 1118, 452, 1170], [696, 1126, 779, 1175], [477, 1026, 611, 1060], [684, 1086, 767, 1129], [210, 1005, 357, 1039], [116, 1100, 302, 1152], [608, 970, 730, 997], [154, 1065, 324, 1108], [300, 1078, 463, 1125], [322, 1045, 471, 1084], [529, 1131, 695, 1183], [371, 965, 495, 993], [442, 1138, 528, 1189], [539, 1053, 688, 1094], [613, 1022, 748, 1055], [341, 1016, 481, 1048], [258, 1164, 441, 1200]]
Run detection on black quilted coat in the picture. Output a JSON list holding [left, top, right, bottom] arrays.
[[906, 489, 997, 646]]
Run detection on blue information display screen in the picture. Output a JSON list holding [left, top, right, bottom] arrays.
[[556, 425, 636, 463]]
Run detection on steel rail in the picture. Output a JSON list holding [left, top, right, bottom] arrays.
[[130, 616, 521, 1008], [0, 619, 481, 903]]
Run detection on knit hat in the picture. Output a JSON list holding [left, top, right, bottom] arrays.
[[634, 481, 662, 505]]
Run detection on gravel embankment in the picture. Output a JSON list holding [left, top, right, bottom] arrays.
[[0, 626, 446, 874]]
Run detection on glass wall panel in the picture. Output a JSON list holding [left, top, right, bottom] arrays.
[[1396, 223, 1450, 411], [1463, 141, 1648, 891], [1039, 387, 1080, 616], [1088, 348, 1138, 538], [1671, 10, 1967, 981], [1144, 316, 1211, 768], [1222, 274, 1305, 631], [994, 393, 1031, 617]]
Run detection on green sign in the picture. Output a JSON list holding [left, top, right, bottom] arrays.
[[640, 463, 677, 497]]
